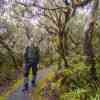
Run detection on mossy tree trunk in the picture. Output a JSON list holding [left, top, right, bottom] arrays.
[[83, 0, 99, 81]]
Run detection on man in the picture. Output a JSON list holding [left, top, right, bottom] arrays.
[[22, 40, 40, 91]]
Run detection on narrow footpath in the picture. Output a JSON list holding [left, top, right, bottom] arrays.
[[4, 67, 52, 100]]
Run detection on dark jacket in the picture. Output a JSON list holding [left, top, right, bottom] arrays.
[[24, 46, 40, 64]]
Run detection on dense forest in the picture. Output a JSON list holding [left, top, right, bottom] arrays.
[[0, 0, 100, 100]]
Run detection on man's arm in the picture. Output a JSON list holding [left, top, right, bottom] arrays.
[[36, 47, 40, 63]]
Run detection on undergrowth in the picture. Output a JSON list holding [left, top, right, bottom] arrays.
[[35, 63, 100, 100]]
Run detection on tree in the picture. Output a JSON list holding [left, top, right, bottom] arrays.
[[83, 0, 99, 80]]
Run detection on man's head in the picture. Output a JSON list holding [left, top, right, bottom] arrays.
[[28, 38, 38, 48], [27, 38, 33, 47], [33, 42, 38, 47]]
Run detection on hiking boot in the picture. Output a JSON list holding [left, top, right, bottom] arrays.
[[31, 80, 36, 87], [22, 84, 29, 92]]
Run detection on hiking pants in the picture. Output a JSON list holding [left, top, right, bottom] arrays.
[[24, 63, 38, 86]]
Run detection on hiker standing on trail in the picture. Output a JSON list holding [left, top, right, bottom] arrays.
[[23, 39, 40, 91]]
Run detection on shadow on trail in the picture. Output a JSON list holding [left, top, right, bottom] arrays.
[[7, 67, 51, 100]]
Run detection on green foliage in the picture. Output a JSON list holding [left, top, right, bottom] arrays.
[[0, 64, 16, 85], [0, 0, 99, 99], [60, 88, 100, 100], [37, 62, 100, 100]]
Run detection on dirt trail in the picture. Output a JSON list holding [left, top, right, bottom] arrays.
[[6, 67, 52, 100]]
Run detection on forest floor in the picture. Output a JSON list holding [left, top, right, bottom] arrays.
[[0, 67, 53, 100], [0, 63, 100, 100]]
